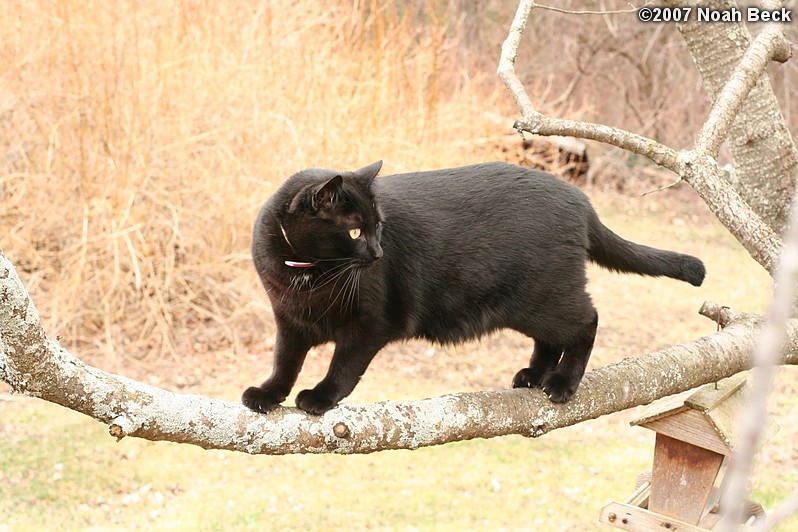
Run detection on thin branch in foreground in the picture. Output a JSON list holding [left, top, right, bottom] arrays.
[[1, 249, 797, 455], [721, 190, 798, 529]]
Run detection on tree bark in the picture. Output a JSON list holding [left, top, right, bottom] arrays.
[[666, 0, 798, 237], [2, 250, 796, 455]]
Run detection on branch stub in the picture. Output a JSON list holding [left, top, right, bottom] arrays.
[[333, 422, 350, 439]]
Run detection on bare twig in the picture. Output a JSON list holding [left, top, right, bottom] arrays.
[[534, 2, 642, 16], [641, 177, 682, 196]]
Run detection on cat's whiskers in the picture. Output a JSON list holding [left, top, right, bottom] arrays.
[[314, 257, 354, 263], [308, 262, 355, 292], [314, 261, 362, 323], [343, 268, 362, 314], [279, 260, 350, 297], [269, 260, 355, 318], [339, 267, 356, 315]]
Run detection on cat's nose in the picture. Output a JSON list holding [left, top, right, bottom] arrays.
[[369, 243, 383, 261]]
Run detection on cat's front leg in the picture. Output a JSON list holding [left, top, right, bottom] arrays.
[[295, 339, 386, 415], [242, 325, 313, 413]]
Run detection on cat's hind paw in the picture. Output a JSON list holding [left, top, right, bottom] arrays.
[[242, 386, 283, 413], [540, 372, 578, 403], [511, 368, 544, 389]]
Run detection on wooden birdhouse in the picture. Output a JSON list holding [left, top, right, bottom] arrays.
[[600, 374, 769, 530]]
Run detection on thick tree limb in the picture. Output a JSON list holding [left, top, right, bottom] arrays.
[[497, 0, 788, 274], [669, 0, 798, 237], [693, 23, 791, 158], [2, 251, 796, 455]]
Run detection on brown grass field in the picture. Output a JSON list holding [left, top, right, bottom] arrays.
[[1, 1, 797, 529]]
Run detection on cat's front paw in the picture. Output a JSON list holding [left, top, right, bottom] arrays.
[[512, 367, 544, 389], [540, 372, 578, 403], [295, 388, 339, 415], [242, 386, 284, 413]]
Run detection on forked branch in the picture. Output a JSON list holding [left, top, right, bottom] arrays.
[[497, 0, 790, 274]]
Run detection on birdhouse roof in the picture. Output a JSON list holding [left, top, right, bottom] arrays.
[[632, 374, 748, 456]]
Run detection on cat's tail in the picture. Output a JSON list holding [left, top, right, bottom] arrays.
[[586, 212, 705, 286]]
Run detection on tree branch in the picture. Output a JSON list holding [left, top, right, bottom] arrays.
[[497, 2, 680, 170], [2, 251, 796, 455], [678, 151, 783, 275], [693, 24, 791, 158], [497, 0, 537, 120], [497, 0, 787, 275], [668, 0, 798, 237]]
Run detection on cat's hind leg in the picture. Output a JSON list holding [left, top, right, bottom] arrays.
[[540, 309, 598, 403], [512, 341, 562, 389]]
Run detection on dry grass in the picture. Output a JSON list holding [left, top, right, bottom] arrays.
[[0, 0, 514, 365]]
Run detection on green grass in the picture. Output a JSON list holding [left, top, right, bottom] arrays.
[[0, 398, 654, 530]]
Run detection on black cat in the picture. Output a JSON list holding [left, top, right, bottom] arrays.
[[243, 161, 704, 415]]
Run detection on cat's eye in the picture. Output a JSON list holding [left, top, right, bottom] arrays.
[[349, 228, 362, 239]]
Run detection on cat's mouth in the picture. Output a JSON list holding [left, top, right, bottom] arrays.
[[284, 260, 316, 268], [284, 256, 379, 270]]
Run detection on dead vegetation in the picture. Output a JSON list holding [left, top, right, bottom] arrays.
[[0, 0, 507, 367]]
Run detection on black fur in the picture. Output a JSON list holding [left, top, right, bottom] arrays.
[[243, 161, 705, 414]]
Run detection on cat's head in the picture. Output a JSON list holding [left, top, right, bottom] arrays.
[[277, 161, 384, 268]]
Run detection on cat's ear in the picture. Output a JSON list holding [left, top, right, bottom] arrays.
[[311, 174, 343, 210], [354, 160, 383, 185]]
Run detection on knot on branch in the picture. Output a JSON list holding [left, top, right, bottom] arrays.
[[770, 28, 792, 63], [333, 422, 351, 439], [108, 415, 139, 441], [512, 117, 538, 135]]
